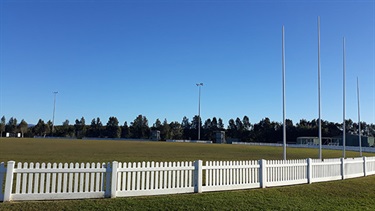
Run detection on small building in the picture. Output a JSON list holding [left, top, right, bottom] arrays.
[[150, 130, 160, 141], [296, 137, 338, 145], [5, 132, 21, 138], [215, 131, 226, 144], [296, 137, 319, 145], [334, 134, 375, 147]]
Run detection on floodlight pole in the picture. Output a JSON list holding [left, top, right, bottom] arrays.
[[52, 91, 58, 135], [282, 25, 287, 160], [196, 83, 203, 140], [317, 16, 322, 160]]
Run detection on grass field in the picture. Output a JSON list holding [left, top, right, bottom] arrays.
[[0, 138, 370, 163], [1, 138, 375, 210]]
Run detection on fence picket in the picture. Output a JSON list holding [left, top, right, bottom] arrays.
[[15, 163, 22, 194], [90, 163, 95, 192], [141, 162, 145, 190], [57, 163, 62, 193], [135, 162, 140, 190], [74, 163, 79, 193], [150, 162, 155, 190], [120, 162, 125, 191], [63, 163, 68, 193], [145, 162, 150, 190], [155, 162, 159, 189], [84, 163, 90, 192], [167, 162, 172, 189], [34, 163, 40, 193], [117, 162, 122, 191], [160, 162, 167, 189], [21, 162, 28, 194], [126, 162, 131, 191], [68, 163, 74, 193]]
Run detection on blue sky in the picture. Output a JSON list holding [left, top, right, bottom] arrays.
[[0, 0, 374, 127]]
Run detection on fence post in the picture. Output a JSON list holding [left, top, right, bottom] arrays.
[[194, 160, 202, 193], [363, 157, 367, 177], [341, 157, 345, 180], [105, 162, 112, 198], [4, 161, 15, 202], [111, 161, 118, 198], [260, 159, 266, 188], [307, 158, 312, 184]]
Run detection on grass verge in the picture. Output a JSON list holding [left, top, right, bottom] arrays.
[[1, 175, 375, 210]]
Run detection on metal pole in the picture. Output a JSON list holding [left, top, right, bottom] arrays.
[[196, 83, 203, 140], [282, 25, 286, 160], [357, 77, 362, 156], [52, 91, 58, 134], [318, 16, 322, 160], [343, 37, 346, 158]]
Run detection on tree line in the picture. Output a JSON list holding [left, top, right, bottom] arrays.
[[1, 115, 374, 143]]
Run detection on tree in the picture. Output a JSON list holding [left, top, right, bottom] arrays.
[[46, 120, 52, 136], [169, 121, 183, 139], [0, 116, 5, 137], [160, 119, 170, 140], [242, 116, 251, 131], [235, 118, 243, 131], [211, 117, 218, 130], [181, 116, 190, 129], [218, 118, 224, 130], [6, 117, 18, 134], [106, 116, 121, 138], [74, 117, 86, 138], [345, 119, 354, 133], [33, 119, 48, 137], [191, 115, 201, 131], [152, 119, 162, 130], [228, 119, 236, 130], [181, 116, 193, 140], [18, 119, 28, 138], [121, 121, 130, 138], [130, 115, 149, 139], [227, 119, 236, 138], [87, 117, 103, 137], [61, 119, 74, 137], [253, 118, 279, 143]]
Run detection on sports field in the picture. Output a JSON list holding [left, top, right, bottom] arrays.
[[0, 138, 369, 163], [1, 138, 375, 210]]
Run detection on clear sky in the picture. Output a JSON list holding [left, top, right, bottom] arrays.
[[0, 0, 374, 127]]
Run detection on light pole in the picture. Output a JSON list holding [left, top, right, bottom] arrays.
[[52, 91, 58, 134], [196, 83, 203, 140]]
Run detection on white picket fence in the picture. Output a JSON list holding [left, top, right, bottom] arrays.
[[1, 156, 375, 202], [114, 161, 196, 197]]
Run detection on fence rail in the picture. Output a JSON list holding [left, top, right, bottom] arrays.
[[1, 156, 375, 202]]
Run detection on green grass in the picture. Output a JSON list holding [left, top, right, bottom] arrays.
[[1, 176, 375, 210], [1, 138, 375, 210], [0, 138, 370, 163]]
